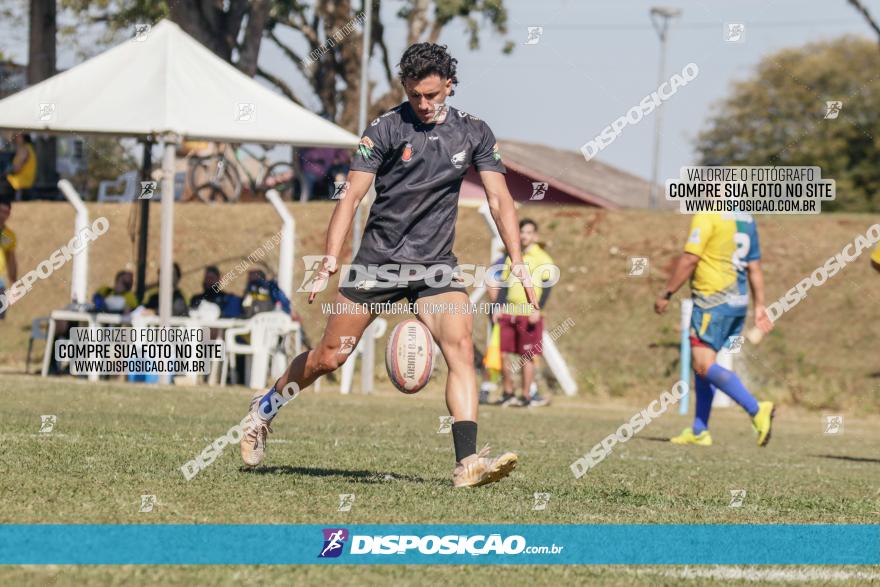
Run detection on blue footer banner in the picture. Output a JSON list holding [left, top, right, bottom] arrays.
[[0, 524, 877, 565]]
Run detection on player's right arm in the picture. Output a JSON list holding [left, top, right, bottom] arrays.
[[308, 170, 374, 303], [309, 120, 392, 303], [654, 253, 699, 314], [654, 214, 711, 314]]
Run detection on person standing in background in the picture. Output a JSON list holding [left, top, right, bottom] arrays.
[[495, 219, 555, 408]]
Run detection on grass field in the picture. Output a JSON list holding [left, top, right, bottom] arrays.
[[3, 203, 880, 412], [1, 373, 878, 585]]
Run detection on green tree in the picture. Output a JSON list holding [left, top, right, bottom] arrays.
[[695, 36, 880, 212]]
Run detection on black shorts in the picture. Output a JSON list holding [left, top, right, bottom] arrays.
[[339, 278, 466, 308]]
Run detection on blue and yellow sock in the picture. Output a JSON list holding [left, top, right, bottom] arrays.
[[705, 363, 759, 417], [692, 373, 715, 435]]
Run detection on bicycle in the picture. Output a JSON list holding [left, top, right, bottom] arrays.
[[186, 143, 298, 203]]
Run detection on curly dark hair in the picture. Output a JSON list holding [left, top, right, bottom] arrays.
[[398, 43, 458, 96]]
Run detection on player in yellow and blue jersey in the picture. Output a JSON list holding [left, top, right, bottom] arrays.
[[655, 212, 775, 447]]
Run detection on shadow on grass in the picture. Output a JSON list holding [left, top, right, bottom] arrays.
[[810, 454, 880, 464], [242, 465, 430, 483], [635, 435, 673, 443]]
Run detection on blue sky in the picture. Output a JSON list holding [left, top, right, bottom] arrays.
[[319, 0, 874, 189]]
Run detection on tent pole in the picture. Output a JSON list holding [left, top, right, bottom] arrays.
[[136, 139, 152, 303], [158, 139, 176, 385], [356, 0, 374, 394]]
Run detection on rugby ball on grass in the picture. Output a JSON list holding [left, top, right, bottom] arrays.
[[385, 319, 434, 394]]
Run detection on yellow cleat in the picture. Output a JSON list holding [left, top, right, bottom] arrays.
[[670, 427, 713, 446], [752, 401, 776, 447]]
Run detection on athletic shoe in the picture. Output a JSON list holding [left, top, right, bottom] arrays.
[[752, 401, 775, 447], [501, 395, 529, 408], [452, 445, 518, 488], [528, 392, 551, 408], [492, 393, 515, 406], [670, 427, 713, 446], [240, 390, 273, 467]]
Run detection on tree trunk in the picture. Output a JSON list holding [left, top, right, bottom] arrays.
[[27, 0, 55, 83], [237, 0, 272, 76], [28, 0, 58, 197]]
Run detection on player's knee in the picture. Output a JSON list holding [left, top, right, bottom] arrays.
[[692, 359, 710, 378], [447, 336, 474, 364], [313, 348, 344, 374]]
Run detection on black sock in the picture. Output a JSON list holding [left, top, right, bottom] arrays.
[[451, 421, 478, 462]]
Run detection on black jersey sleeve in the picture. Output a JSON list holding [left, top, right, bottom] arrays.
[[350, 119, 392, 174], [472, 121, 506, 173]]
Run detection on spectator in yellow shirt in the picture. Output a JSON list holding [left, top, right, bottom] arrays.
[[494, 219, 556, 408], [93, 270, 138, 313]]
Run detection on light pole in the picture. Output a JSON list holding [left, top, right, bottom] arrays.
[[648, 6, 681, 209]]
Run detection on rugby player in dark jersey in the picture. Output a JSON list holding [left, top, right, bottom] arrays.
[[239, 43, 538, 488]]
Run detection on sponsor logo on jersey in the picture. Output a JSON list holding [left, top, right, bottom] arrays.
[[402, 143, 414, 162], [492, 143, 501, 161], [687, 228, 701, 244], [357, 136, 375, 159], [451, 150, 467, 169], [455, 109, 480, 121], [370, 117, 380, 126]]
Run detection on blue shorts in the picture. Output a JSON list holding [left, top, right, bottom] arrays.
[[690, 306, 745, 352]]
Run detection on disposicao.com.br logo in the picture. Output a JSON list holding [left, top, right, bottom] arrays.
[[318, 528, 564, 558]]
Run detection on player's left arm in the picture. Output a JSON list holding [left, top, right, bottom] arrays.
[[744, 223, 771, 332], [747, 260, 772, 333], [480, 170, 538, 310]]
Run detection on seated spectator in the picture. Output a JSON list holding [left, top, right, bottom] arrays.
[[93, 270, 138, 313], [240, 269, 290, 318], [142, 262, 189, 316], [190, 265, 242, 318]]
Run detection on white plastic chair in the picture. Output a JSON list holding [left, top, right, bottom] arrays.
[[220, 311, 298, 389], [97, 171, 138, 202], [26, 317, 49, 374]]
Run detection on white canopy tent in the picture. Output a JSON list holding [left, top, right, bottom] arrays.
[[0, 19, 359, 326]]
